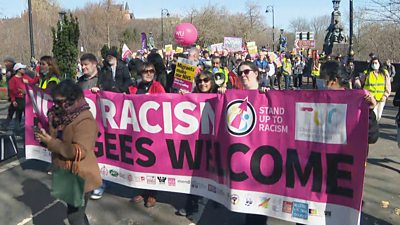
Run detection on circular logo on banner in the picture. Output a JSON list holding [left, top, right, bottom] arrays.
[[226, 98, 256, 136]]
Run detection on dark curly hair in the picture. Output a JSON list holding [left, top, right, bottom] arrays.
[[52, 79, 84, 102]]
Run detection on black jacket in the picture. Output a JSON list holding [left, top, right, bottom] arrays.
[[99, 61, 131, 93]]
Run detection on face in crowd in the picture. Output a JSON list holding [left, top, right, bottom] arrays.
[[195, 72, 213, 93], [371, 59, 380, 71], [238, 62, 259, 90], [212, 58, 221, 69], [107, 55, 117, 66], [141, 64, 156, 84], [39, 60, 49, 74], [81, 59, 97, 77]]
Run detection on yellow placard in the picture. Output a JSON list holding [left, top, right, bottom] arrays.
[[248, 46, 258, 55], [176, 47, 184, 53], [173, 58, 197, 92], [165, 44, 173, 53], [247, 41, 256, 47]]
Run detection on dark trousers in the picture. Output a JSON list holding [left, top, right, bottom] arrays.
[[67, 193, 90, 225], [245, 214, 305, 225], [312, 76, 317, 89], [6, 101, 16, 121], [245, 214, 267, 225], [294, 73, 303, 88], [14, 98, 25, 125]]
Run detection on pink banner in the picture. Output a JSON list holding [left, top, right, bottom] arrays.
[[25, 85, 369, 225]]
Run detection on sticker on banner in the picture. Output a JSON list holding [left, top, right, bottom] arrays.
[[292, 201, 309, 220], [231, 194, 240, 205], [245, 196, 253, 206], [258, 197, 271, 208], [295, 103, 347, 144], [157, 176, 167, 184]]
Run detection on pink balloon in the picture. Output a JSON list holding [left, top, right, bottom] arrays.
[[174, 23, 198, 47]]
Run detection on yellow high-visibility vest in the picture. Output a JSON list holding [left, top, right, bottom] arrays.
[[282, 58, 292, 75], [364, 71, 385, 101], [39, 76, 60, 89]]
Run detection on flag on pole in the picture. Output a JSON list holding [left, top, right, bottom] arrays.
[[121, 44, 132, 61]]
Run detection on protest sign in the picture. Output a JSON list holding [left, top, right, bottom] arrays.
[[165, 44, 173, 55], [209, 43, 224, 54], [26, 87, 369, 225], [176, 47, 184, 53], [247, 41, 256, 47], [172, 57, 197, 92], [248, 45, 258, 56], [224, 37, 243, 52]]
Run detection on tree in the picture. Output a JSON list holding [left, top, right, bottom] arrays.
[[52, 13, 80, 79], [288, 17, 311, 33], [367, 0, 400, 25]]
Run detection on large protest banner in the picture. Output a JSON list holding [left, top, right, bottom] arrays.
[[25, 86, 369, 225]]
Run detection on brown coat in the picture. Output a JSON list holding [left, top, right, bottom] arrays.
[[47, 110, 102, 193]]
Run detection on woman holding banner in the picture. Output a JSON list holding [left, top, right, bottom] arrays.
[[177, 70, 218, 218], [129, 62, 165, 207], [35, 80, 102, 225], [235, 61, 305, 225]]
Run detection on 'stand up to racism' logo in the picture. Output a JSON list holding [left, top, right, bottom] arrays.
[[226, 97, 256, 136]]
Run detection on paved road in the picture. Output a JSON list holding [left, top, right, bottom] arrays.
[[0, 94, 399, 225]]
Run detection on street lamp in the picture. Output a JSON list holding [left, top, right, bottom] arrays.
[[28, 0, 35, 60], [161, 8, 170, 49], [59, 11, 66, 24], [332, 0, 341, 11], [265, 5, 275, 52]]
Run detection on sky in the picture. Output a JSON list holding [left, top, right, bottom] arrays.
[[1, 0, 367, 29]]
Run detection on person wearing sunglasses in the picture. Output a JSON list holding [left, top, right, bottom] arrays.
[[193, 70, 217, 93], [128, 62, 166, 95], [7, 63, 39, 133], [35, 80, 102, 225], [176, 70, 218, 220], [128, 62, 165, 207], [237, 61, 268, 93]]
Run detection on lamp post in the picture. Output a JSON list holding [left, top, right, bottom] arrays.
[[58, 10, 66, 31], [28, 0, 35, 59], [161, 8, 170, 49], [348, 0, 354, 62], [265, 5, 275, 52]]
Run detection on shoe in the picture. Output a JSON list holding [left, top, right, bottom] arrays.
[[145, 196, 156, 208], [90, 186, 105, 200], [131, 195, 144, 203], [177, 208, 187, 216]]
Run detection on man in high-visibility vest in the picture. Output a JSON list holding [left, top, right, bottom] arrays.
[[282, 54, 293, 90], [361, 57, 391, 121]]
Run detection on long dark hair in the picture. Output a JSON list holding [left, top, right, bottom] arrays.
[[52, 79, 84, 102], [193, 70, 217, 93], [368, 57, 386, 74], [320, 60, 350, 87], [147, 52, 166, 76]]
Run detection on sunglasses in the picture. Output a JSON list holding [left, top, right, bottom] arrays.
[[238, 69, 253, 76], [197, 77, 211, 84], [53, 98, 66, 105], [142, 69, 155, 74]]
